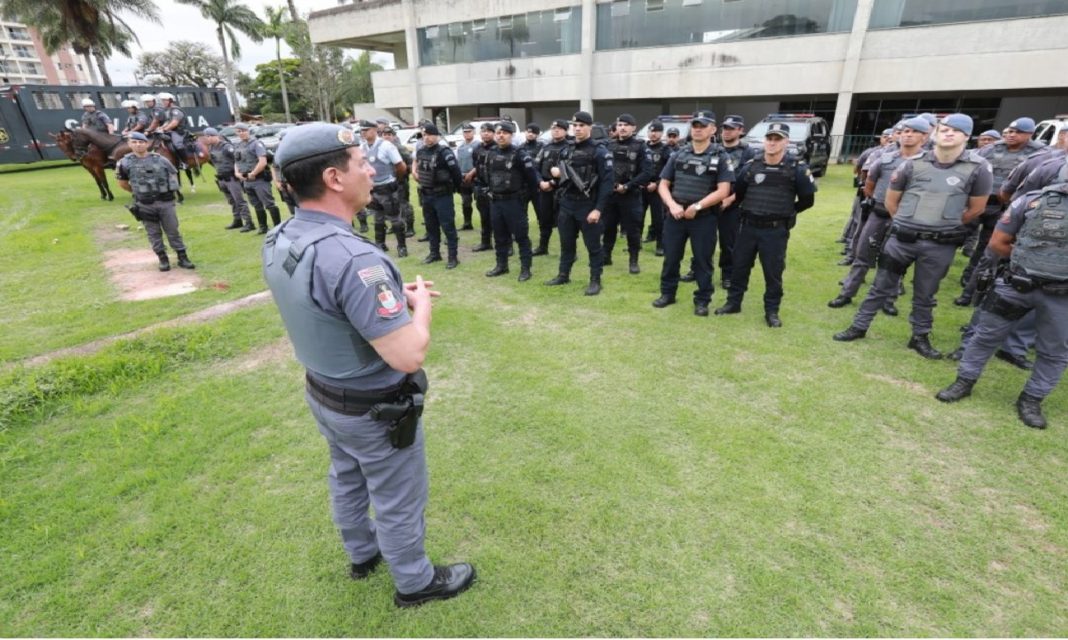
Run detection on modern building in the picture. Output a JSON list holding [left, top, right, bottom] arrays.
[[310, 0, 1068, 155], [0, 21, 95, 87]]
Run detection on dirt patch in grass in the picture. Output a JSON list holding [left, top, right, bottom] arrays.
[[864, 373, 928, 395], [102, 248, 202, 301]]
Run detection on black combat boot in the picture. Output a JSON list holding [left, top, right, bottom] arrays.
[[532, 244, 549, 256], [349, 552, 382, 581], [518, 266, 532, 282], [176, 251, 195, 269], [603, 253, 613, 266], [936, 377, 976, 403], [652, 294, 676, 308], [268, 206, 282, 227], [422, 253, 442, 264], [629, 256, 640, 275], [397, 244, 408, 258], [446, 253, 459, 270], [680, 269, 696, 283], [240, 217, 256, 232], [907, 334, 942, 360], [1016, 392, 1047, 429], [714, 303, 741, 315], [156, 252, 171, 272], [833, 326, 866, 341], [255, 208, 269, 234], [584, 277, 601, 296], [882, 302, 899, 316], [544, 274, 570, 286], [827, 295, 852, 308], [394, 563, 476, 608], [225, 217, 243, 230], [485, 262, 509, 277]]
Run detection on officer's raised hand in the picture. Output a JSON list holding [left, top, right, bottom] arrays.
[[403, 275, 440, 309]]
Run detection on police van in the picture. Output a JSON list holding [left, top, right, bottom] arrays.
[[1033, 115, 1068, 146], [744, 113, 831, 177], [0, 84, 231, 164]]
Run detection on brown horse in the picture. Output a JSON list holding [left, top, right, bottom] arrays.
[[62, 128, 199, 202], [51, 130, 114, 200]]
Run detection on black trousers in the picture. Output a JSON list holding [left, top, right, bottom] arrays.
[[716, 204, 741, 283], [660, 213, 716, 304], [643, 188, 664, 243], [602, 191, 642, 260], [491, 197, 532, 269], [727, 220, 791, 314], [421, 191, 458, 258], [459, 184, 474, 224], [475, 189, 493, 247], [536, 190, 558, 248], [558, 196, 604, 279]]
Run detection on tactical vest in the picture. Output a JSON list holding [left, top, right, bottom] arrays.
[[473, 142, 494, 186], [124, 113, 144, 131], [646, 141, 670, 178], [81, 111, 108, 133], [742, 156, 798, 218], [1012, 184, 1068, 281], [125, 153, 178, 200], [873, 149, 918, 204], [209, 141, 236, 178], [365, 138, 397, 186], [416, 145, 451, 191], [536, 140, 567, 180], [721, 142, 752, 177], [610, 137, 642, 184], [669, 144, 722, 206], [984, 141, 1043, 192], [263, 221, 393, 381], [561, 140, 598, 198], [895, 153, 981, 231], [166, 107, 186, 132], [487, 146, 524, 196], [150, 106, 166, 127], [235, 140, 264, 174]]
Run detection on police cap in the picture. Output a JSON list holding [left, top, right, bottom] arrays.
[[667, 127, 680, 136], [274, 122, 359, 171], [979, 129, 1002, 140], [551, 118, 569, 131], [358, 119, 377, 130], [902, 117, 931, 133], [880, 128, 893, 137], [571, 111, 594, 125], [1007, 117, 1036, 133], [128, 132, 149, 142], [721, 115, 745, 129], [201, 127, 219, 136], [526, 123, 541, 134], [616, 113, 637, 125], [496, 121, 516, 134], [940, 113, 974, 136], [480, 122, 496, 132], [422, 123, 442, 136], [765, 122, 790, 138], [691, 109, 717, 125], [461, 122, 475, 131], [648, 121, 664, 132], [233, 122, 251, 131]]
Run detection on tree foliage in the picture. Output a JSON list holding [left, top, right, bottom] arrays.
[[136, 41, 227, 87], [236, 59, 317, 121]]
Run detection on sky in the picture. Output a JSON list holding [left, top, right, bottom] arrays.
[[105, 0, 392, 85]]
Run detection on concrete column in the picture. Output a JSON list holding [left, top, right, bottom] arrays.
[[579, 0, 595, 114], [402, 0, 424, 123], [831, 0, 874, 160]]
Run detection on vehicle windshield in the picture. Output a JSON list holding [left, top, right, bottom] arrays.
[[254, 124, 292, 137], [746, 122, 810, 142]]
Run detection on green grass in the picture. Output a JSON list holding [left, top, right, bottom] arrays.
[[1, 164, 1067, 636]]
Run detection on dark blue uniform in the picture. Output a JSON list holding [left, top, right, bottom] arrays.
[[717, 142, 757, 286], [415, 142, 463, 265], [642, 139, 672, 252], [602, 135, 652, 270], [554, 139, 614, 287], [485, 144, 541, 277]]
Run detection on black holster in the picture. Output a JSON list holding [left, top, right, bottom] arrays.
[[370, 369, 428, 450], [125, 203, 143, 222], [982, 289, 1031, 321]]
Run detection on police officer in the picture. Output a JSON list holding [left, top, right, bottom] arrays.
[[641, 120, 671, 256], [828, 117, 930, 311], [715, 121, 816, 327], [380, 125, 416, 237], [544, 110, 613, 296], [957, 117, 1045, 304], [936, 184, 1068, 430], [665, 127, 681, 151], [653, 110, 733, 316], [466, 122, 498, 253], [155, 92, 188, 166], [80, 98, 113, 134], [455, 123, 478, 230], [262, 122, 475, 608], [484, 121, 541, 281], [141, 94, 165, 134], [120, 100, 149, 135], [533, 119, 570, 256], [716, 115, 757, 288], [519, 123, 545, 238], [415, 124, 463, 268], [272, 129, 298, 217], [834, 114, 993, 356], [116, 132, 195, 271], [234, 122, 282, 234], [359, 120, 409, 257], [1002, 126, 1068, 200], [602, 113, 652, 274], [977, 129, 1002, 149], [840, 129, 892, 254], [201, 126, 254, 232]]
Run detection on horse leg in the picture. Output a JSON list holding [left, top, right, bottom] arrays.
[[185, 167, 196, 192]]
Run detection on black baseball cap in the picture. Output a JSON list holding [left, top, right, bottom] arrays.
[[648, 121, 664, 132], [667, 127, 680, 135], [422, 123, 441, 136], [692, 109, 717, 125], [496, 121, 516, 134], [765, 122, 790, 138], [721, 115, 745, 129], [461, 122, 475, 131]]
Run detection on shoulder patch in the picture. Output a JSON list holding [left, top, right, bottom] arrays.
[[357, 264, 390, 287], [375, 283, 404, 318]]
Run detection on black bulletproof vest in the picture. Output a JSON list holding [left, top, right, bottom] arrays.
[[564, 140, 597, 190], [487, 146, 524, 195], [742, 156, 798, 218], [646, 141, 670, 178], [610, 137, 642, 184], [473, 141, 494, 186], [669, 144, 722, 205], [536, 140, 568, 179], [416, 145, 451, 191]]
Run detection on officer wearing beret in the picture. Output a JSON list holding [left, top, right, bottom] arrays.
[[201, 127, 254, 232], [641, 120, 670, 256], [835, 114, 993, 356], [455, 123, 478, 231], [654, 110, 733, 316], [263, 122, 475, 608], [977, 130, 1002, 149], [415, 124, 463, 268], [359, 120, 409, 257], [116, 132, 195, 271], [545, 110, 614, 296], [234, 123, 283, 234], [484, 121, 541, 281], [937, 184, 1068, 430], [603, 113, 652, 274], [533, 119, 571, 255], [715, 121, 816, 327]]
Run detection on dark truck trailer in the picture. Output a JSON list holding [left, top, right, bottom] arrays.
[[0, 84, 231, 164]]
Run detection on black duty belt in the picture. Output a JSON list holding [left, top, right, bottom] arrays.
[[372, 182, 399, 194], [741, 215, 791, 229], [135, 192, 175, 204], [488, 191, 522, 201], [890, 227, 967, 245], [305, 373, 407, 416], [419, 187, 452, 197], [1006, 269, 1068, 295]]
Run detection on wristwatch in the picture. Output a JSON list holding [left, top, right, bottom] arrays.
[[693, 203, 702, 214]]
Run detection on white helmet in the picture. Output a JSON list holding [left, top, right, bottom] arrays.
[[140, 94, 156, 103], [121, 99, 137, 108], [157, 92, 175, 102], [81, 98, 95, 107]]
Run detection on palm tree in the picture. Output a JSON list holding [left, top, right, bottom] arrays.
[[176, 0, 265, 121], [262, 5, 291, 122], [0, 0, 159, 86]]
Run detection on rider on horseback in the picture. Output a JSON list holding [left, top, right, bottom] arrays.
[[156, 92, 189, 171], [76, 98, 113, 159], [121, 100, 149, 136]]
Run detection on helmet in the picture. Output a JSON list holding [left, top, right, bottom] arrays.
[[140, 94, 156, 103], [157, 92, 175, 102], [81, 98, 95, 107], [121, 99, 137, 108]]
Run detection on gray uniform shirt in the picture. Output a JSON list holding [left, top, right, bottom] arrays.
[[889, 150, 993, 197], [1013, 152, 1068, 197], [456, 139, 478, 173], [363, 137, 403, 186]]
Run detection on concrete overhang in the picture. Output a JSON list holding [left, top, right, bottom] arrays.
[[308, 0, 405, 51]]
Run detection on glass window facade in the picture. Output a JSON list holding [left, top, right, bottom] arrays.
[[596, 0, 858, 50], [870, 0, 1068, 29], [849, 97, 1001, 138], [418, 7, 582, 66]]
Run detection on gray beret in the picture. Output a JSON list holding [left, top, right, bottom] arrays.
[[232, 122, 250, 130], [902, 117, 930, 133], [128, 132, 148, 142], [979, 129, 1002, 140], [941, 113, 974, 137], [274, 122, 358, 170], [201, 127, 219, 136]]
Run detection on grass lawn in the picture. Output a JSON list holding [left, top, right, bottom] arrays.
[[1, 163, 1066, 636]]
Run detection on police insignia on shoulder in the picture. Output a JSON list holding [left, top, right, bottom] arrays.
[[375, 283, 404, 318]]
